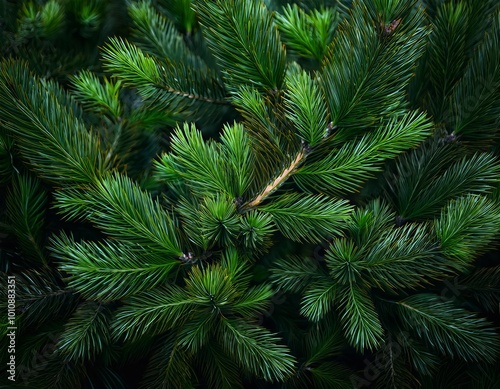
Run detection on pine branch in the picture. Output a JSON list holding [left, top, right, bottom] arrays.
[[6, 174, 47, 264], [320, 1, 428, 129], [284, 66, 328, 147], [102, 37, 228, 122], [384, 140, 500, 220], [6, 269, 78, 329], [218, 318, 296, 382], [157, 123, 225, 191], [112, 284, 193, 342], [155, 122, 253, 198], [157, 0, 197, 33], [309, 362, 353, 389], [219, 122, 255, 197], [51, 234, 179, 302], [25, 354, 88, 389], [231, 284, 273, 319], [196, 195, 241, 247], [374, 336, 420, 389], [345, 198, 395, 248], [294, 111, 432, 195], [53, 173, 183, 258], [198, 341, 244, 389], [326, 222, 447, 292], [0, 59, 104, 183], [128, 1, 202, 67], [447, 8, 500, 143], [112, 260, 271, 339], [394, 293, 500, 363], [275, 4, 338, 62], [195, 0, 287, 93], [304, 317, 345, 366], [70, 70, 122, 119], [398, 334, 440, 377], [271, 255, 329, 294], [239, 210, 276, 252], [459, 266, 500, 313], [258, 192, 352, 242], [11, 322, 63, 378], [231, 85, 289, 172], [0, 134, 16, 182], [436, 195, 500, 267], [300, 280, 338, 322], [139, 333, 195, 389], [57, 301, 111, 362], [426, 2, 471, 118], [338, 286, 384, 351]]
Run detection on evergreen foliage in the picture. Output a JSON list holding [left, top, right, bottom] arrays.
[[0, 0, 499, 387]]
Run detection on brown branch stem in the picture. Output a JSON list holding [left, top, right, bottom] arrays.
[[246, 148, 305, 208]]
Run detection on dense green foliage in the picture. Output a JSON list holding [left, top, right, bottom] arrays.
[[1, 0, 499, 388]]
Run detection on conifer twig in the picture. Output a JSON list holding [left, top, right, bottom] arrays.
[[246, 148, 305, 208], [156, 83, 229, 105]]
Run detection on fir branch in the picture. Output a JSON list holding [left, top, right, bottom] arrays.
[[384, 140, 500, 220], [239, 210, 275, 252], [447, 8, 500, 143], [294, 111, 432, 195], [153, 59, 228, 105], [197, 195, 240, 247], [338, 286, 384, 351], [435, 194, 500, 267], [459, 266, 500, 313], [6, 174, 47, 264], [345, 198, 395, 248], [140, 333, 195, 389], [284, 65, 328, 147], [7, 269, 78, 329], [218, 318, 296, 382], [231, 85, 290, 183], [53, 173, 183, 257], [128, 1, 202, 67], [156, 123, 234, 197], [195, 0, 287, 93], [275, 4, 338, 62], [198, 341, 244, 389], [300, 280, 338, 322], [394, 293, 500, 363], [271, 256, 329, 294], [304, 317, 345, 366], [426, 1, 471, 118], [397, 334, 440, 377], [309, 362, 353, 389], [258, 192, 352, 242], [157, 0, 197, 33], [102, 37, 160, 86], [320, 1, 428, 129], [219, 122, 255, 197], [112, 285, 193, 342], [51, 234, 179, 302], [57, 301, 112, 362], [326, 222, 448, 292], [0, 134, 16, 182], [0, 59, 104, 183], [102, 37, 228, 121], [70, 70, 122, 119]]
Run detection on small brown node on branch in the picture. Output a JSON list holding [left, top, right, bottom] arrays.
[[383, 18, 402, 36], [324, 121, 336, 138]]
